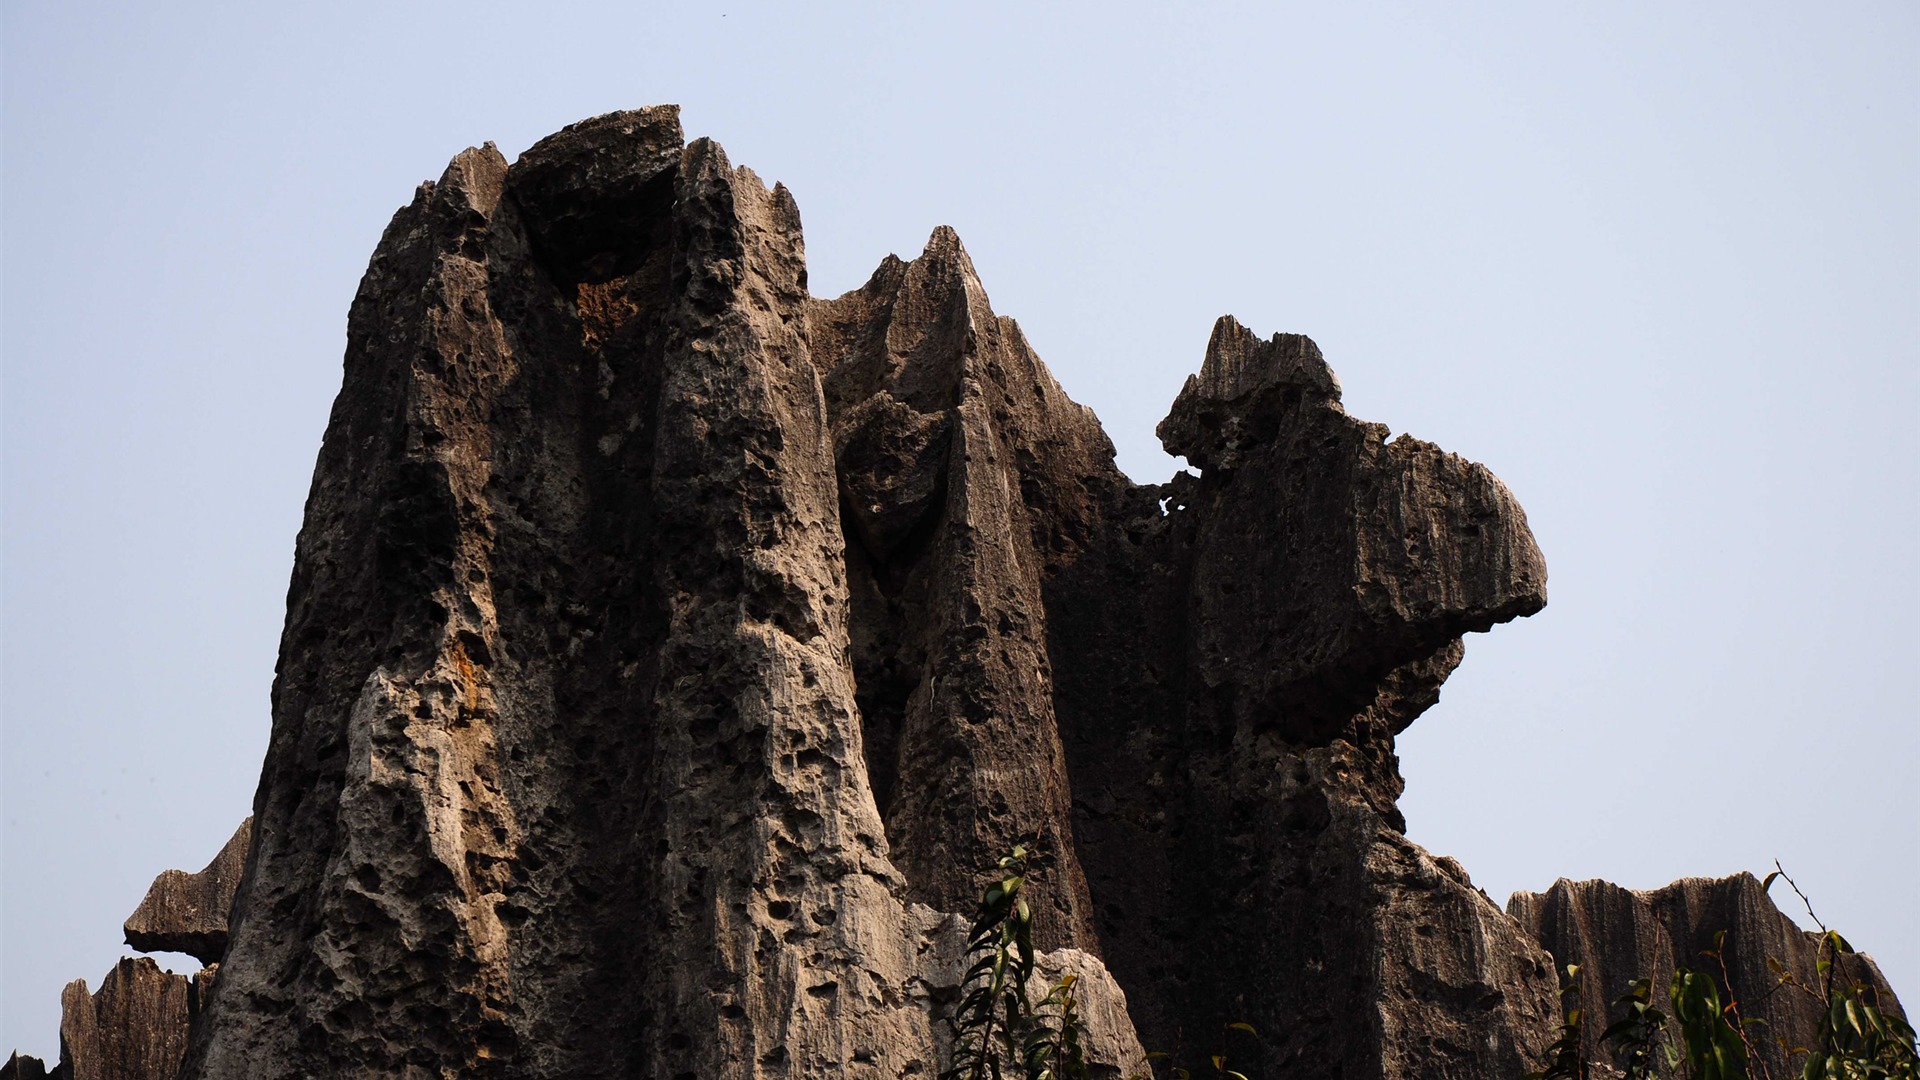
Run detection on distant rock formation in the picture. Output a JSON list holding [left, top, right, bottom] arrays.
[[1510, 873, 1905, 1079], [4, 107, 1901, 1079], [4, 819, 247, 1080]]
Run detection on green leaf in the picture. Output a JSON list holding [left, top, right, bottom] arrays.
[[1226, 1022, 1258, 1036]]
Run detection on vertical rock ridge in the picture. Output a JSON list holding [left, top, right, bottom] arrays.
[[1054, 314, 1558, 1077], [812, 228, 1123, 953], [1510, 874, 1904, 1080], [187, 140, 526, 1078], [56, 959, 192, 1080]]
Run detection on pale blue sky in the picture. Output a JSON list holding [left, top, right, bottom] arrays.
[[4, 0, 1914, 1060]]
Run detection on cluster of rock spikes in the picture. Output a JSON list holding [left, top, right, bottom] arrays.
[[4, 106, 1900, 1080]]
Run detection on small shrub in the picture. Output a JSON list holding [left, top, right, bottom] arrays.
[[942, 842, 1089, 1080]]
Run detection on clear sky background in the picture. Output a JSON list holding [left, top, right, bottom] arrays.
[[3, 0, 1914, 1060]]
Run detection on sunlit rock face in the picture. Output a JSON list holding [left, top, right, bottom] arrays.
[[11, 106, 1715, 1080]]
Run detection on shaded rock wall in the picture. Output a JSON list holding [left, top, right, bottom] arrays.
[[1049, 316, 1557, 1076], [53, 960, 191, 1080], [1510, 874, 1905, 1079]]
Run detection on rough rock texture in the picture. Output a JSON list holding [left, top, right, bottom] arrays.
[[52, 959, 192, 1080], [176, 107, 1142, 1080], [1047, 315, 1559, 1076], [3, 860, 238, 1080], [1510, 874, 1905, 1078], [810, 230, 1116, 952], [124, 818, 253, 965], [15, 106, 1802, 1079]]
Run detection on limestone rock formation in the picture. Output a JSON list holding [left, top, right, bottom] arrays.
[[3, 818, 251, 1079], [30, 105, 1884, 1079], [124, 818, 252, 966], [178, 107, 1145, 1080], [1511, 873, 1905, 1078], [53, 959, 192, 1080], [1050, 314, 1558, 1076]]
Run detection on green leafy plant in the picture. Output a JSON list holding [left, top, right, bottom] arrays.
[[1761, 866, 1918, 1080], [1529, 965, 1592, 1080], [1601, 976, 1672, 1080], [1669, 955, 1751, 1080], [942, 842, 1089, 1080]]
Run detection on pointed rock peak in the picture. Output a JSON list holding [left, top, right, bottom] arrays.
[[888, 225, 991, 328], [506, 105, 686, 284], [921, 224, 965, 259], [1157, 316, 1341, 466], [433, 142, 508, 218], [2, 1050, 49, 1078], [915, 225, 984, 286], [1198, 315, 1339, 404], [681, 135, 731, 178]]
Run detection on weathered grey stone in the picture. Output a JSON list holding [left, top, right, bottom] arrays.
[[172, 108, 1563, 1079], [177, 108, 1143, 1080], [1510, 873, 1905, 1079], [124, 818, 251, 966], [38, 106, 1892, 1080], [54, 958, 191, 1080], [812, 228, 1119, 953]]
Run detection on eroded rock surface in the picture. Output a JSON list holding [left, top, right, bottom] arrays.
[[54, 959, 191, 1080], [1048, 314, 1558, 1076], [13, 105, 1806, 1079], [1511, 874, 1905, 1079], [124, 818, 252, 966], [172, 108, 1142, 1080]]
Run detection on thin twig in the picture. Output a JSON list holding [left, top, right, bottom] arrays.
[[1769, 861, 1826, 935]]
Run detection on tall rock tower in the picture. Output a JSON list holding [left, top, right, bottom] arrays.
[[13, 107, 1626, 1080]]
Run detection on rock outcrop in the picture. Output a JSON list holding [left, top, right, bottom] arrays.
[[124, 818, 252, 966], [1511, 873, 1905, 1078], [4, 816, 251, 1078], [16, 106, 1894, 1080], [177, 108, 1143, 1080], [1044, 315, 1558, 1076], [52, 959, 192, 1080]]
